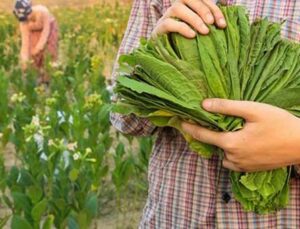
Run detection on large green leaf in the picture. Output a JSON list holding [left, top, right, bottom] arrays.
[[11, 215, 32, 229], [84, 193, 98, 218], [11, 192, 32, 214], [117, 76, 195, 109], [170, 33, 202, 70], [222, 6, 241, 99], [42, 215, 54, 229], [31, 199, 48, 222], [263, 87, 300, 108], [131, 52, 203, 106]]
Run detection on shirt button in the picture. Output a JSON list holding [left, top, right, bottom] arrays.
[[222, 192, 231, 203]]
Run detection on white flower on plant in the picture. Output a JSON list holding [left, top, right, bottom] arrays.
[[54, 168, 59, 176], [68, 115, 74, 124], [50, 61, 61, 68], [40, 152, 48, 161], [85, 148, 92, 154], [85, 158, 97, 163], [34, 133, 44, 151], [11, 93, 18, 103], [11, 92, 26, 103], [57, 110, 66, 125], [83, 147, 92, 158], [35, 85, 46, 95], [62, 150, 71, 169], [48, 139, 55, 147], [48, 138, 66, 151], [73, 152, 81, 161], [23, 116, 50, 142], [32, 115, 40, 126], [67, 142, 78, 151], [23, 123, 38, 142]]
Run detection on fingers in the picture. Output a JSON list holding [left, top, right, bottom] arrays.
[[181, 122, 228, 148], [202, 0, 226, 27], [184, 0, 226, 27], [152, 0, 226, 38], [222, 158, 243, 172], [222, 157, 286, 172], [223, 151, 288, 172], [202, 99, 271, 122], [165, 2, 210, 34], [181, 121, 243, 171], [152, 18, 196, 38], [183, 0, 214, 24]]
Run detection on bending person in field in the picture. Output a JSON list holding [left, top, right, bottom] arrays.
[[14, 0, 58, 84], [111, 0, 300, 228]]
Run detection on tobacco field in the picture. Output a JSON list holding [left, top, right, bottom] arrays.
[[0, 2, 151, 228]]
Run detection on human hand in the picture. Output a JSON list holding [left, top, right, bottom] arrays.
[[182, 99, 300, 172], [152, 0, 226, 38]]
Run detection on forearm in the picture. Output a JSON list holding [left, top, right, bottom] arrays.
[[35, 15, 51, 51], [20, 23, 30, 67], [35, 30, 49, 51], [35, 37, 48, 53], [20, 45, 30, 62]]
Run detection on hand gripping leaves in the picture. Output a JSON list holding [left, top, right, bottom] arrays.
[[113, 6, 300, 213]]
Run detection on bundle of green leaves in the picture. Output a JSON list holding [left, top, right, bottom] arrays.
[[113, 5, 300, 213]]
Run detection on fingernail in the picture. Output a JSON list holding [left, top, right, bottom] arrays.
[[218, 18, 226, 27], [206, 13, 214, 23], [200, 24, 209, 34], [202, 99, 212, 110]]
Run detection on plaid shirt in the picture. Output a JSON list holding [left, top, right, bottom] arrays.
[[110, 0, 300, 228]]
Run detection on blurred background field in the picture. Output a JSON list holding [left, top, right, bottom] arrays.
[[0, 0, 131, 11], [0, 1, 152, 228]]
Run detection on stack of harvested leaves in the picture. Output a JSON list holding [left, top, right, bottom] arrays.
[[113, 5, 300, 213]]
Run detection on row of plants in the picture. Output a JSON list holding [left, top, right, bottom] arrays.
[[0, 3, 152, 228]]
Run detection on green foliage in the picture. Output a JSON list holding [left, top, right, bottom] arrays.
[[112, 143, 134, 195], [11, 215, 33, 229], [114, 5, 300, 213], [0, 3, 151, 228]]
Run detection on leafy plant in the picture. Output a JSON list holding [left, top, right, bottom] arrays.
[[113, 5, 300, 213], [0, 3, 149, 228]]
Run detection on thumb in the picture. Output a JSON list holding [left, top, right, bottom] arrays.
[[202, 98, 266, 121]]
